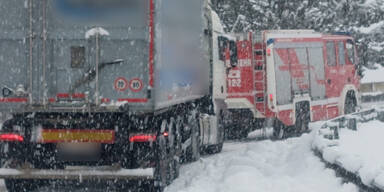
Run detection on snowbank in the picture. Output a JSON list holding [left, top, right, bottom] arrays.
[[312, 109, 384, 190], [166, 132, 357, 192]]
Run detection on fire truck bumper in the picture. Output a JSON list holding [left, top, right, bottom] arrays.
[[0, 167, 154, 180]]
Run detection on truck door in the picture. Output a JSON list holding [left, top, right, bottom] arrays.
[[42, 0, 97, 106], [344, 40, 358, 85], [324, 41, 340, 98], [336, 41, 348, 92], [287, 47, 310, 96], [43, 0, 149, 106]]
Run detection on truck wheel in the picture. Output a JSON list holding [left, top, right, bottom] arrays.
[[295, 114, 309, 135], [5, 179, 39, 192], [272, 119, 285, 140], [186, 112, 200, 162], [204, 143, 223, 154], [295, 101, 310, 135], [172, 116, 183, 178], [344, 92, 357, 114], [154, 124, 172, 191]]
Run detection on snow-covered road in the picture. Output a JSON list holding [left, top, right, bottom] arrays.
[[0, 127, 359, 192], [166, 132, 358, 192]]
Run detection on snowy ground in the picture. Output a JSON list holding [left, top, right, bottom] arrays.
[[313, 118, 384, 190], [166, 130, 357, 192], [0, 128, 358, 192]]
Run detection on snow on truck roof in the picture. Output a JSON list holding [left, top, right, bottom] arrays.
[[264, 30, 352, 40], [265, 30, 322, 39]]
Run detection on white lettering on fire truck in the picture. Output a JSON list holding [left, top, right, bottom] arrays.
[[228, 70, 241, 87], [238, 59, 251, 67]]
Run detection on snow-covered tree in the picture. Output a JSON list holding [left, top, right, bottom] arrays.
[[212, 0, 384, 67]]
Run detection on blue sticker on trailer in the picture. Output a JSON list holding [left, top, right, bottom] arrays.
[[54, 0, 135, 18], [55, 0, 100, 18]]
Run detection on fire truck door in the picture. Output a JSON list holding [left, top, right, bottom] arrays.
[[324, 41, 339, 98]]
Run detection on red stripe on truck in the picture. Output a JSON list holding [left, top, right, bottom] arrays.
[[72, 93, 86, 99], [149, 0, 154, 88], [57, 93, 70, 98], [0, 133, 24, 142], [0, 98, 28, 103]]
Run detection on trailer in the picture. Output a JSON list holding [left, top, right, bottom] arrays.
[[0, 0, 231, 191], [225, 30, 360, 139]]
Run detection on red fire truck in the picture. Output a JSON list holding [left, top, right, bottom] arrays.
[[224, 30, 360, 139]]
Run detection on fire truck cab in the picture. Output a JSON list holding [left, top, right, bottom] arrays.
[[225, 30, 360, 139]]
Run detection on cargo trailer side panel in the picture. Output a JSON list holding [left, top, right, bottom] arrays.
[[154, 0, 209, 110], [0, 1, 30, 112]]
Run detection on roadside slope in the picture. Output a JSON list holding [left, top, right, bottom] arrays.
[[166, 132, 357, 192]]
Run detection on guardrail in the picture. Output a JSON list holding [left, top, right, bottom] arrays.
[[319, 108, 383, 140], [313, 108, 384, 191]]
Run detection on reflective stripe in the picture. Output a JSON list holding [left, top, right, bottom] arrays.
[[40, 130, 115, 144], [117, 98, 148, 103], [0, 98, 28, 103]]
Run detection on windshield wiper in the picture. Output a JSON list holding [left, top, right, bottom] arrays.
[[70, 59, 124, 94]]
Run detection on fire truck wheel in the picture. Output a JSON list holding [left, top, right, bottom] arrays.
[[295, 112, 310, 135], [295, 115, 309, 135], [344, 91, 357, 114], [272, 119, 285, 140], [5, 179, 40, 192]]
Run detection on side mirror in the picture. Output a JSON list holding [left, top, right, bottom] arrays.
[[218, 36, 228, 61], [229, 40, 238, 67]]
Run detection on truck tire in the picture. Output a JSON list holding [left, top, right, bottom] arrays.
[[154, 123, 172, 192], [151, 117, 182, 192], [172, 116, 183, 178], [204, 143, 223, 154], [344, 91, 357, 114], [295, 113, 310, 135], [5, 179, 40, 192], [186, 112, 201, 162], [167, 117, 182, 181], [272, 119, 285, 140], [295, 101, 310, 135]]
